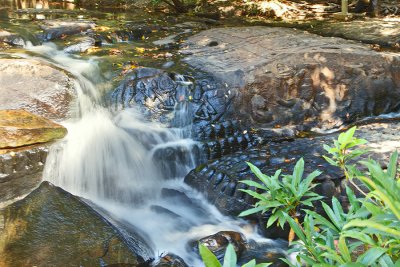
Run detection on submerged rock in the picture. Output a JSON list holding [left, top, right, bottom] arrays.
[[0, 109, 67, 148], [0, 181, 153, 266], [0, 58, 76, 120], [180, 26, 400, 131]]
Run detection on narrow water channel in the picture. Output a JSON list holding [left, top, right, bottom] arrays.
[[17, 42, 283, 265]]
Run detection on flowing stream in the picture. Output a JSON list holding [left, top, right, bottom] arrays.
[[23, 43, 282, 265]]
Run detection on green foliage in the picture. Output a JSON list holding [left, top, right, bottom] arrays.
[[199, 244, 271, 267], [239, 158, 323, 229], [237, 127, 400, 266], [323, 126, 367, 179]]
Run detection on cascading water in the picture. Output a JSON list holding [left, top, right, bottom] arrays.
[[24, 43, 284, 265]]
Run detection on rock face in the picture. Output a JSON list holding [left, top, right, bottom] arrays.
[[180, 27, 400, 130], [0, 59, 75, 120], [0, 145, 48, 206], [39, 20, 95, 41], [184, 121, 400, 236], [0, 181, 153, 267], [0, 110, 67, 148]]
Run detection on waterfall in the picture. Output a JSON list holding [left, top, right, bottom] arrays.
[[24, 43, 282, 266]]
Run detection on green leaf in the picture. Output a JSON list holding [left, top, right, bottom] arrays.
[[284, 213, 306, 242], [239, 180, 267, 190], [254, 263, 272, 267], [323, 156, 338, 167], [223, 244, 237, 267], [344, 219, 400, 238], [338, 236, 351, 262], [387, 151, 398, 179], [199, 244, 222, 267], [292, 158, 304, 188], [241, 260, 256, 267], [239, 206, 266, 217], [321, 201, 340, 231], [357, 247, 387, 265], [239, 189, 268, 202], [305, 210, 338, 232], [341, 230, 376, 246]]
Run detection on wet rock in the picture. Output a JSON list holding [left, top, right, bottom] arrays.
[[185, 120, 400, 237], [161, 188, 210, 219], [0, 30, 25, 46], [0, 181, 153, 266], [0, 110, 67, 148], [0, 145, 48, 206], [190, 231, 247, 260], [108, 68, 240, 143], [154, 253, 188, 267], [191, 231, 286, 266], [63, 36, 96, 53], [0, 58, 76, 120], [180, 27, 400, 131], [106, 23, 161, 43], [238, 240, 287, 267], [39, 20, 95, 41]]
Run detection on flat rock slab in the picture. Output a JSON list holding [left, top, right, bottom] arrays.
[[0, 109, 67, 148], [0, 181, 152, 266], [40, 20, 95, 40], [306, 17, 400, 48], [180, 27, 400, 130], [0, 58, 75, 120]]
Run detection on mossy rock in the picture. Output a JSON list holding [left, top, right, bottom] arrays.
[[0, 109, 67, 149], [0, 181, 152, 267]]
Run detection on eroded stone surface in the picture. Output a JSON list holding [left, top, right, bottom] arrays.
[[0, 109, 67, 148], [0, 59, 75, 120], [39, 20, 95, 41], [0, 145, 48, 206], [0, 29, 24, 46], [180, 27, 400, 130], [0, 181, 153, 266], [184, 120, 400, 221]]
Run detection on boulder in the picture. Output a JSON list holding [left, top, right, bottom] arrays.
[[0, 145, 48, 206], [190, 231, 287, 266], [63, 36, 96, 53], [109, 68, 254, 145], [180, 27, 400, 131], [0, 109, 67, 148], [154, 253, 188, 267], [0, 181, 153, 266], [184, 120, 400, 235], [190, 231, 247, 260], [0, 30, 25, 46], [39, 20, 95, 41], [0, 59, 75, 120]]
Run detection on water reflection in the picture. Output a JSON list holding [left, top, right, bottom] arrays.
[[2, 0, 76, 10]]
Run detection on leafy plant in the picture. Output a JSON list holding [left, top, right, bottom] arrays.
[[323, 126, 367, 180], [238, 158, 323, 241], [199, 243, 271, 267], [238, 127, 400, 266]]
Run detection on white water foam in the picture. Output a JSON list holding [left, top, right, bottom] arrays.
[[24, 43, 283, 265]]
